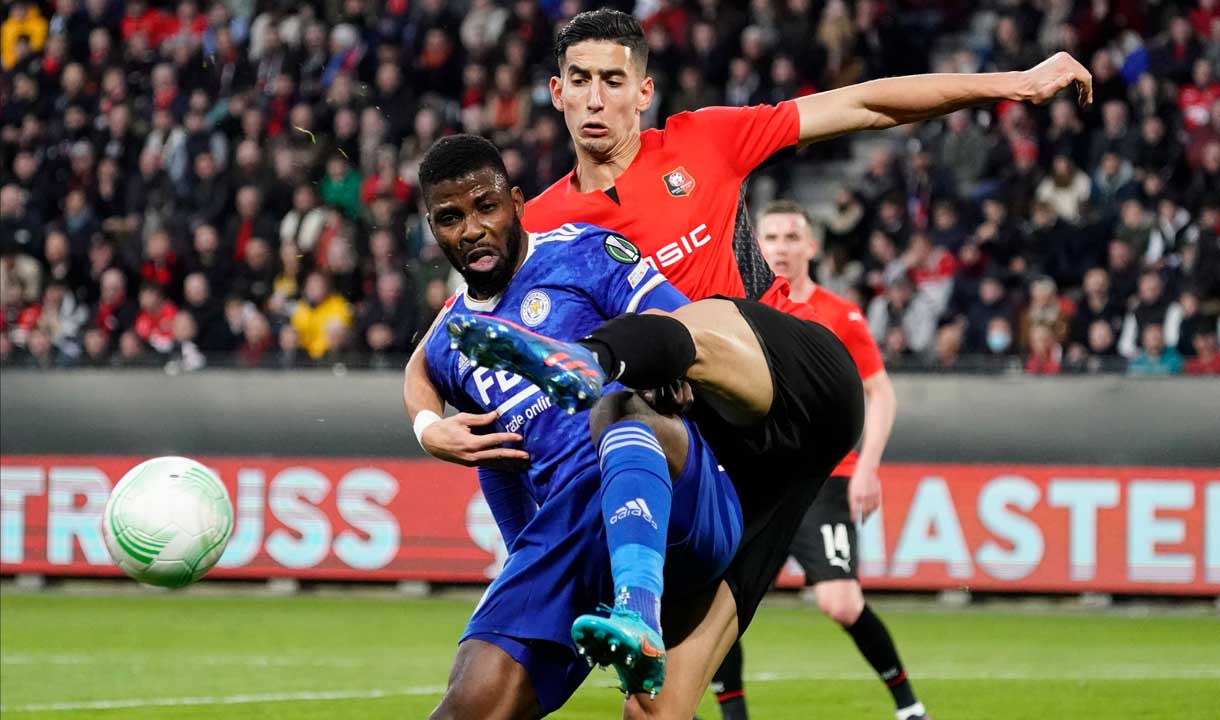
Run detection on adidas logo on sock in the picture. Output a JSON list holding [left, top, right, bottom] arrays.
[[610, 498, 658, 529]]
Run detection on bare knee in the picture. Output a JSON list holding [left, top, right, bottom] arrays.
[[430, 639, 540, 720], [589, 391, 643, 444], [815, 580, 865, 626], [589, 391, 688, 480]]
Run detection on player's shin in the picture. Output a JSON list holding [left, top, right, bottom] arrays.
[[580, 313, 695, 389], [597, 420, 673, 635]]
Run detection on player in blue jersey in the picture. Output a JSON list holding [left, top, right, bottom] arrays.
[[415, 134, 745, 718]]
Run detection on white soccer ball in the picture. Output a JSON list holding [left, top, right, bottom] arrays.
[[102, 456, 234, 588]]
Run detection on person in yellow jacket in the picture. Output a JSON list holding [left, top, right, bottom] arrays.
[[290, 271, 353, 359], [1, 2, 47, 70]]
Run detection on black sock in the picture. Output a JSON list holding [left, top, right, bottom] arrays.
[[578, 313, 696, 388], [845, 605, 917, 710], [710, 640, 748, 720]]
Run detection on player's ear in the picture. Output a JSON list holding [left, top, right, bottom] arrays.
[[549, 75, 564, 112], [511, 186, 525, 215], [636, 75, 655, 113]]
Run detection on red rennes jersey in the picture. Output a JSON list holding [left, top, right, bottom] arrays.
[[804, 285, 886, 479], [524, 102, 802, 307]]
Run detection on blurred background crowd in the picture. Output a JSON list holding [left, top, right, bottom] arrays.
[[1, 0, 1217, 375]]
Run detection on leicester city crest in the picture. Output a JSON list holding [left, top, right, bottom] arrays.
[[521, 289, 551, 327]]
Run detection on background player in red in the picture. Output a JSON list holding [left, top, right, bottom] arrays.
[[708, 200, 923, 720], [407, 8, 1092, 467]]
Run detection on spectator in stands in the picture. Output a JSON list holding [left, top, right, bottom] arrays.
[[1069, 267, 1123, 350], [1043, 99, 1087, 168], [1035, 153, 1091, 223], [42, 230, 85, 295], [868, 275, 936, 355], [279, 184, 326, 254], [139, 229, 184, 303], [1089, 100, 1136, 168], [937, 110, 990, 193], [226, 186, 277, 264], [181, 150, 231, 230], [2, 2, 48, 71], [1128, 322, 1184, 375], [274, 323, 304, 368], [181, 273, 235, 354], [983, 315, 1017, 362], [232, 236, 276, 309], [1179, 59, 1220, 131], [1185, 325, 1220, 374], [16, 279, 87, 363], [18, 328, 58, 369], [1091, 151, 1134, 220], [1119, 270, 1184, 358], [185, 224, 234, 297], [1188, 141, 1220, 212], [320, 154, 363, 221], [930, 319, 965, 371], [236, 310, 273, 368], [356, 271, 418, 357], [164, 311, 205, 373], [290, 271, 351, 360], [133, 281, 177, 355], [1025, 324, 1063, 375], [964, 274, 1012, 353], [80, 326, 110, 368], [1020, 275, 1073, 351], [1066, 318, 1122, 374], [93, 267, 136, 339]]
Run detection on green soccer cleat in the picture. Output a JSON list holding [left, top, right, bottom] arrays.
[[571, 608, 667, 698], [446, 313, 605, 415]]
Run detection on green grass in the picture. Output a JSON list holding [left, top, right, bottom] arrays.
[[1, 591, 1218, 718]]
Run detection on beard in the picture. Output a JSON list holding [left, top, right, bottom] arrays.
[[450, 220, 526, 300]]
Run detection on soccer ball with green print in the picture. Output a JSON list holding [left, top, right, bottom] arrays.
[[102, 456, 234, 588]]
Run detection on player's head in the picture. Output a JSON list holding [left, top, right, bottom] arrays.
[[421, 134, 526, 300], [551, 9, 654, 160], [757, 200, 818, 285]]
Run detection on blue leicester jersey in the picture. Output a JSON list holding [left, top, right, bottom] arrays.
[[424, 223, 690, 508]]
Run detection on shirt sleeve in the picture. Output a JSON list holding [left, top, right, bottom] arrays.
[[476, 467, 535, 550], [841, 305, 886, 380], [674, 101, 801, 177], [589, 230, 690, 317]]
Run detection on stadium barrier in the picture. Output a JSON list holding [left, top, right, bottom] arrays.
[[2, 455, 1216, 595]]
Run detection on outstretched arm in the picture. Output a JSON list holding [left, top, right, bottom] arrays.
[[795, 52, 1093, 145]]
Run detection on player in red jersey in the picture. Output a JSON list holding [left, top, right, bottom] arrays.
[[405, 8, 1091, 718], [708, 200, 926, 720], [409, 7, 1090, 466]]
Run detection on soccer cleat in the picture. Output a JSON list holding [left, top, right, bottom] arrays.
[[446, 313, 605, 414], [571, 608, 666, 698]]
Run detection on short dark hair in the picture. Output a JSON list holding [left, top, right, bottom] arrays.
[[760, 199, 815, 230], [419, 134, 509, 200], [554, 9, 648, 71]]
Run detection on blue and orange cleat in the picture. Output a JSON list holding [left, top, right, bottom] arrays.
[[446, 313, 605, 414], [571, 608, 666, 699]]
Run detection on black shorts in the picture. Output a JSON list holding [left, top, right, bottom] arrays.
[[790, 476, 858, 584], [690, 298, 864, 633]]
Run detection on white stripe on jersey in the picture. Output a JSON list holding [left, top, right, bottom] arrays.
[[626, 274, 668, 313]]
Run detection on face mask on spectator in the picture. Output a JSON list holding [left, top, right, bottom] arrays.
[[987, 331, 1011, 353]]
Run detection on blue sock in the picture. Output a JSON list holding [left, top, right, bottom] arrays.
[[598, 420, 672, 635]]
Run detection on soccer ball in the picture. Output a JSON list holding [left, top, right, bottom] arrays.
[[103, 456, 234, 588]]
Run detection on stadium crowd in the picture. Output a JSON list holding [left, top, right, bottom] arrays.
[[1, 0, 1217, 375]]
